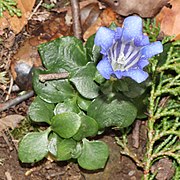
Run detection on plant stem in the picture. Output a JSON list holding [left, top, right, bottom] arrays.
[[70, 0, 82, 39], [115, 137, 144, 169], [143, 62, 158, 180]]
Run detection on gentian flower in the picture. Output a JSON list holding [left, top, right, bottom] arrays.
[[94, 16, 163, 83]]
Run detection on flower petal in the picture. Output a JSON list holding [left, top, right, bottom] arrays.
[[136, 35, 150, 47], [114, 70, 123, 79], [141, 41, 163, 58], [97, 57, 114, 79], [123, 69, 149, 83], [137, 58, 149, 69], [122, 16, 143, 44], [115, 27, 123, 40], [94, 27, 115, 54]]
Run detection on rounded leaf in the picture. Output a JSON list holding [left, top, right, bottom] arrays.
[[56, 138, 77, 161], [73, 115, 98, 141], [87, 96, 137, 129], [54, 99, 80, 115], [51, 112, 81, 138], [29, 96, 54, 124], [18, 129, 50, 163], [38, 36, 88, 72], [78, 139, 109, 170], [48, 132, 62, 156], [70, 63, 99, 99], [33, 69, 75, 103], [77, 96, 92, 111]]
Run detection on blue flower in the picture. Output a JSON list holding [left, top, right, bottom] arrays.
[[94, 16, 163, 83]]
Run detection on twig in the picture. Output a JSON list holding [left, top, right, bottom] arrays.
[[39, 72, 69, 82], [1, 131, 13, 151], [115, 137, 144, 168], [70, 0, 82, 39], [5, 171, 12, 180], [28, 0, 43, 20], [5, 73, 14, 101], [0, 91, 34, 112]]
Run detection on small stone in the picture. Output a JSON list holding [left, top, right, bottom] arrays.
[[128, 170, 136, 176]]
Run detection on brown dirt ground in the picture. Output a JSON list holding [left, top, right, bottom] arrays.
[[0, 130, 144, 180]]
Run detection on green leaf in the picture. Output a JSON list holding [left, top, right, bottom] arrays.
[[70, 63, 99, 99], [77, 96, 92, 111], [78, 139, 109, 170], [109, 22, 118, 30], [71, 143, 82, 159], [38, 36, 88, 72], [33, 69, 75, 103], [51, 112, 81, 138], [157, 42, 171, 66], [48, 132, 62, 156], [94, 70, 105, 84], [73, 115, 99, 141], [131, 94, 148, 119], [85, 34, 101, 63], [113, 78, 147, 98], [54, 98, 80, 115], [29, 96, 54, 124], [56, 138, 77, 161], [87, 96, 137, 129], [18, 128, 51, 163]]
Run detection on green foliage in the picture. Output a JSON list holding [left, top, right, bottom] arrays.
[[0, 0, 21, 17], [51, 112, 81, 138], [18, 128, 51, 163], [87, 95, 137, 129], [70, 63, 100, 99], [142, 40, 180, 179], [38, 36, 88, 72], [29, 97, 55, 124], [56, 138, 77, 161], [77, 139, 109, 170], [117, 39, 180, 179], [18, 35, 148, 170], [41, 3, 55, 10], [143, 19, 160, 42], [11, 117, 36, 140], [73, 114, 98, 141], [33, 69, 75, 103]]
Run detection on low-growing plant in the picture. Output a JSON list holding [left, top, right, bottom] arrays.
[[0, 0, 21, 17], [18, 16, 169, 173], [116, 19, 180, 180]]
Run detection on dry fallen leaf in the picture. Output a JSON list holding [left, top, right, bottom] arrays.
[[80, 3, 101, 33], [100, 0, 170, 17], [0, 114, 24, 132], [83, 8, 121, 40], [156, 0, 180, 40], [0, 0, 36, 34]]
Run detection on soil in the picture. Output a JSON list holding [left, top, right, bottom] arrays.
[[0, 132, 144, 180]]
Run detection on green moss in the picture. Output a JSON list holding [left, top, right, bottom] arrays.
[[11, 117, 38, 140]]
